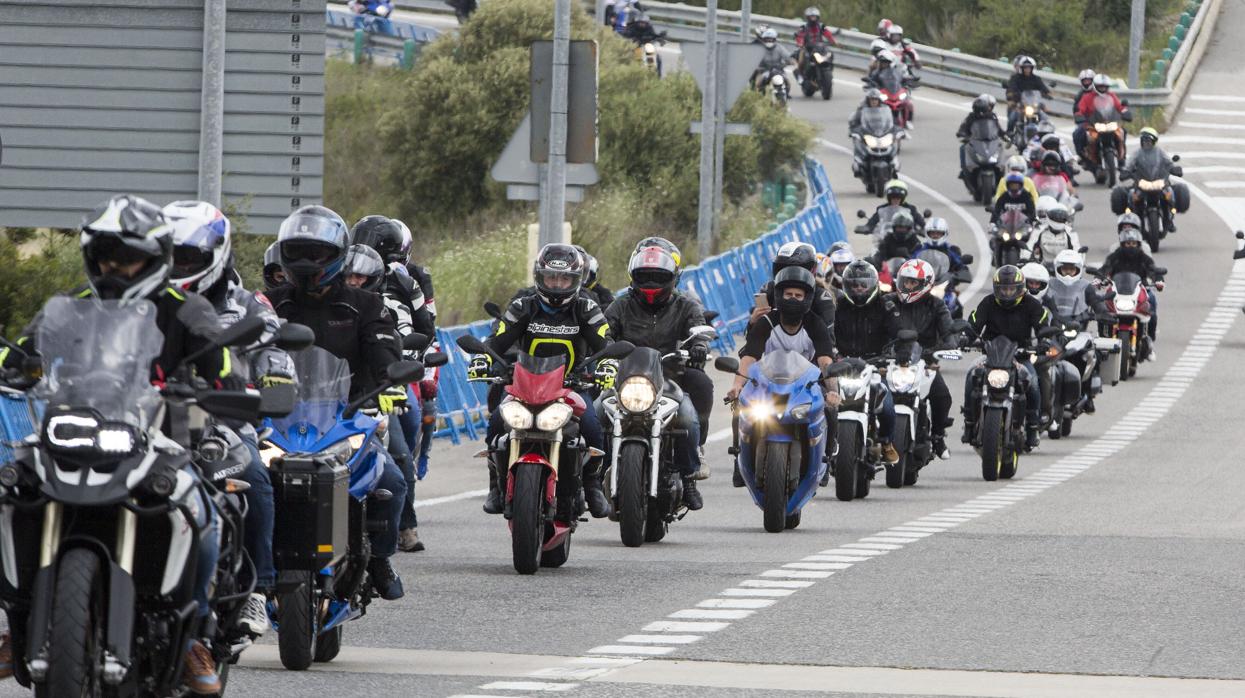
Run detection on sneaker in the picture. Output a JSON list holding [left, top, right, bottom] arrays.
[[368, 557, 405, 601], [732, 462, 745, 488], [880, 441, 900, 464], [583, 478, 612, 518], [932, 436, 950, 460], [0, 632, 13, 680], [398, 528, 425, 553], [693, 446, 711, 480], [238, 593, 270, 637], [182, 640, 221, 696], [682, 478, 704, 510]]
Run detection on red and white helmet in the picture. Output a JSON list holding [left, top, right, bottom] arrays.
[[895, 258, 934, 304]]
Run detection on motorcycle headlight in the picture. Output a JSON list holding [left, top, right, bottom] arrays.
[[644, 43, 656, 55], [44, 413, 138, 456], [1095, 122, 1117, 133], [813, 52, 825, 63], [536, 402, 574, 431], [259, 443, 286, 467], [864, 134, 880, 148], [1016, 229, 1028, 240], [788, 403, 812, 420], [838, 375, 867, 399], [988, 155, 998, 163], [1001, 232, 1011, 241], [1115, 297, 1136, 313], [877, 133, 894, 148], [1139, 179, 1164, 191], [748, 400, 776, 421], [1024, 105, 1035, 117], [898, 90, 908, 100], [1064, 329, 1078, 338], [499, 401, 534, 430], [888, 366, 918, 392], [771, 74, 784, 86], [618, 376, 657, 413], [347, 433, 366, 451], [986, 369, 1011, 389], [95, 428, 136, 454]]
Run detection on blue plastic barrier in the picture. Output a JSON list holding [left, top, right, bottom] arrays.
[[0, 394, 37, 465]]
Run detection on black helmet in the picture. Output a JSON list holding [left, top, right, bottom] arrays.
[[773, 266, 816, 319], [629, 244, 680, 306], [533, 243, 584, 308], [80, 194, 174, 304], [883, 179, 907, 202], [772, 241, 818, 276], [350, 215, 406, 264], [841, 259, 880, 306], [1040, 134, 1062, 152], [890, 210, 915, 238], [993, 264, 1025, 305], [344, 244, 386, 293], [262, 241, 287, 291], [1041, 150, 1062, 170], [972, 94, 993, 114], [277, 205, 350, 294], [632, 236, 683, 272]]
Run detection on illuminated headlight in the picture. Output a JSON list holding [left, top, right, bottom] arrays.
[[1064, 329, 1078, 338], [898, 90, 908, 100], [988, 155, 998, 163], [1094, 122, 1117, 133], [619, 376, 657, 413], [348, 433, 366, 451], [45, 414, 137, 456], [259, 443, 286, 467], [748, 401, 776, 420], [986, 369, 1011, 389], [1016, 229, 1028, 240], [536, 402, 574, 431], [644, 43, 656, 55], [1024, 106, 1035, 117], [838, 375, 868, 399], [1001, 232, 1011, 241], [864, 134, 881, 148], [876, 133, 895, 148], [1139, 179, 1164, 191], [1115, 297, 1136, 313], [813, 52, 826, 63], [771, 74, 784, 86], [888, 366, 918, 392], [95, 428, 135, 454], [499, 401, 534, 430]]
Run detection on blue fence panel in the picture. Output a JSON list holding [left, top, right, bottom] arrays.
[[0, 394, 37, 465]]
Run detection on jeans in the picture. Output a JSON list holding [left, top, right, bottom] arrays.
[[672, 394, 702, 478], [676, 368, 714, 447], [369, 448, 408, 559], [186, 470, 220, 618], [1021, 361, 1041, 426], [877, 386, 897, 443], [238, 436, 276, 590], [388, 413, 418, 530]]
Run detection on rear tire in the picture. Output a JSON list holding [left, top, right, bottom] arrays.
[[980, 407, 1005, 482], [314, 625, 342, 663], [763, 442, 789, 533], [834, 422, 860, 501], [1062, 415, 1073, 437], [44, 548, 104, 698], [278, 571, 317, 671], [978, 170, 996, 205], [510, 463, 545, 575], [885, 415, 909, 489], [616, 442, 647, 548]]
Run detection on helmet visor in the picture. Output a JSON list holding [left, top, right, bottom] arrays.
[[278, 213, 347, 247], [86, 235, 154, 267], [1026, 279, 1047, 295], [632, 269, 674, 288], [537, 269, 581, 292], [1057, 264, 1080, 277], [995, 282, 1024, 302], [281, 240, 339, 264], [172, 246, 213, 277]]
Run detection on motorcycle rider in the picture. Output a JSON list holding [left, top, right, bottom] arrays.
[[1072, 68, 1097, 160], [1045, 249, 1112, 413], [1122, 127, 1181, 234], [1029, 201, 1079, 262], [1100, 219, 1163, 348], [1005, 56, 1052, 138], [475, 244, 613, 518], [957, 94, 1002, 179], [603, 244, 709, 510], [825, 241, 856, 290], [882, 24, 921, 74], [0, 195, 241, 694], [1076, 74, 1130, 169], [864, 179, 926, 234], [849, 88, 898, 177], [266, 205, 409, 601], [964, 265, 1052, 451], [994, 154, 1040, 204], [582, 251, 615, 309], [794, 6, 837, 76], [263, 241, 288, 291], [750, 242, 836, 335], [753, 28, 794, 92], [870, 210, 922, 270], [893, 259, 957, 458], [164, 200, 297, 640], [991, 172, 1037, 225]]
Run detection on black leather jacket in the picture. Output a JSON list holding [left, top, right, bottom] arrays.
[[832, 290, 900, 358], [606, 291, 707, 356]]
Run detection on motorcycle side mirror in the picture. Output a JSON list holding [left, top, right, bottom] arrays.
[[984, 205, 993, 213], [423, 351, 448, 368], [274, 322, 315, 352], [923, 209, 933, 219], [175, 312, 266, 371], [1078, 245, 1089, 253], [1236, 231, 1244, 240], [856, 209, 867, 218], [960, 253, 975, 265], [1120, 98, 1130, 107], [714, 356, 740, 374], [1074, 201, 1085, 212], [214, 314, 267, 349], [1172, 154, 1181, 162], [683, 325, 718, 345], [403, 332, 430, 352], [455, 334, 506, 366], [1037, 326, 1062, 339], [483, 301, 503, 320], [952, 319, 973, 334], [703, 310, 720, 323], [197, 389, 262, 422], [388, 359, 425, 385], [1000, 80, 1009, 89], [1153, 266, 1168, 276]]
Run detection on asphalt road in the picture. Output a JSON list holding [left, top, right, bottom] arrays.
[[7, 5, 1245, 698]]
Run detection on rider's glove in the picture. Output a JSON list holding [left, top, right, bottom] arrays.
[[594, 358, 619, 391], [378, 385, 408, 415], [687, 344, 709, 370], [259, 374, 295, 388], [467, 355, 492, 380]]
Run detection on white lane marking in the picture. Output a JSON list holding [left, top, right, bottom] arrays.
[[616, 634, 701, 644], [737, 579, 815, 589], [783, 561, 853, 570], [801, 554, 871, 562], [720, 587, 796, 597], [642, 620, 730, 632], [1187, 93, 1245, 102], [705, 428, 732, 443], [1204, 181, 1245, 189], [567, 657, 645, 666], [479, 681, 579, 692], [586, 645, 675, 656], [760, 569, 836, 579], [831, 77, 970, 113], [414, 488, 489, 508], [1182, 106, 1245, 116], [819, 547, 887, 556], [696, 598, 776, 609], [667, 607, 754, 620], [815, 138, 992, 306], [1149, 135, 1245, 145], [1180, 166, 1245, 175], [1168, 151, 1245, 160]]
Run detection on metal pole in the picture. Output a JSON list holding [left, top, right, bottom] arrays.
[[197, 0, 226, 206], [740, 0, 751, 40], [696, 0, 719, 260], [539, 0, 572, 247], [712, 40, 727, 239], [1128, 0, 1146, 88]]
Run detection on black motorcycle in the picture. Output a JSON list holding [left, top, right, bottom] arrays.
[[989, 208, 1032, 267], [851, 104, 901, 196], [1120, 155, 1185, 253], [799, 39, 834, 100], [960, 118, 1005, 205]]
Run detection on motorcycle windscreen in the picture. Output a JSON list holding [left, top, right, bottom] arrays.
[[969, 119, 1002, 141], [507, 352, 568, 405], [33, 297, 163, 432], [1031, 173, 1068, 198], [916, 249, 951, 281], [617, 346, 663, 384], [860, 106, 894, 135], [983, 335, 1020, 369], [1020, 89, 1043, 106], [757, 350, 818, 386], [269, 345, 350, 443], [874, 66, 904, 92], [999, 208, 1031, 234], [1111, 271, 1143, 297], [1090, 94, 1120, 122]]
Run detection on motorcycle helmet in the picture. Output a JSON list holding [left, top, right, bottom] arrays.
[[1021, 262, 1050, 300], [80, 194, 174, 304], [971, 94, 994, 115], [632, 236, 682, 272], [1139, 126, 1159, 149], [344, 244, 386, 293], [865, 87, 884, 107], [1078, 68, 1096, 90], [262, 241, 287, 291], [534, 243, 585, 308], [772, 266, 817, 322], [870, 38, 888, 56], [1016, 55, 1036, 72], [883, 178, 908, 203], [628, 244, 680, 306], [1046, 203, 1070, 233], [1053, 248, 1084, 286], [895, 258, 933, 304], [392, 219, 414, 264], [1035, 195, 1058, 220], [926, 216, 950, 243], [277, 205, 351, 293], [761, 27, 778, 47], [1118, 226, 1144, 250], [163, 200, 232, 296], [877, 18, 893, 38], [890, 210, 916, 240], [992, 264, 1025, 305], [841, 260, 880, 305], [1040, 134, 1062, 153], [584, 254, 601, 289], [1004, 171, 1025, 193], [1117, 212, 1142, 234], [1041, 150, 1063, 174], [829, 245, 855, 277], [876, 49, 897, 66], [1006, 154, 1027, 174], [772, 241, 818, 276], [1093, 73, 1111, 93], [886, 25, 904, 43], [1036, 121, 1056, 137], [804, 6, 821, 23], [350, 214, 406, 264]]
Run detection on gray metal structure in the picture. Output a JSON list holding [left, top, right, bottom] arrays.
[[0, 0, 325, 231]]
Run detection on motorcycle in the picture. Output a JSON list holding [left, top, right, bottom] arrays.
[[1012, 89, 1049, 150], [1083, 98, 1131, 187], [457, 334, 633, 573], [1096, 269, 1163, 381], [715, 352, 829, 532], [853, 206, 932, 249], [1122, 154, 1185, 253], [862, 68, 916, 128], [960, 118, 1005, 205], [989, 208, 1033, 267], [824, 357, 881, 501], [262, 337, 434, 670], [881, 330, 962, 488], [799, 39, 835, 100], [764, 69, 791, 108], [1031, 172, 1083, 226], [0, 299, 282, 696], [850, 104, 902, 196], [601, 326, 716, 547], [1043, 318, 1108, 440], [348, 0, 392, 17]]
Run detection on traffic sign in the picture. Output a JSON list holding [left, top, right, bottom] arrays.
[[490, 112, 599, 186], [681, 41, 766, 114], [530, 40, 598, 164]]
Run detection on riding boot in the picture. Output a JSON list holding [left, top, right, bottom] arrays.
[[483, 463, 503, 515]]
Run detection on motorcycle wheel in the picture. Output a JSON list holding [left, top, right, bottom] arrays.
[[278, 571, 317, 671], [903, 465, 919, 486], [314, 625, 343, 663], [819, 66, 833, 100], [1118, 330, 1133, 383], [1104, 148, 1117, 188], [1146, 208, 1162, 252], [978, 170, 996, 206], [801, 79, 817, 97], [39, 548, 104, 698], [873, 171, 889, 199], [980, 407, 1005, 482], [540, 531, 572, 568], [1000, 434, 1020, 479], [1061, 414, 1074, 437], [885, 415, 909, 489], [833, 421, 861, 501], [785, 510, 802, 529], [616, 442, 648, 548], [510, 463, 546, 574], [763, 441, 790, 533], [856, 457, 872, 499]]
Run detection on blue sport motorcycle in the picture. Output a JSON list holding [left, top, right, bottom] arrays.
[[260, 345, 431, 670], [716, 352, 829, 532]]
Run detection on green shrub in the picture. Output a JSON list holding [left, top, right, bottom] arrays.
[[0, 231, 82, 339]]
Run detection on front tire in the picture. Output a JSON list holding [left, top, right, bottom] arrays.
[[1118, 330, 1133, 383], [763, 442, 789, 533], [616, 442, 648, 548], [819, 66, 833, 99], [834, 422, 861, 501], [1146, 208, 1162, 252], [980, 407, 1005, 482], [1104, 147, 1117, 188], [278, 571, 317, 671], [885, 415, 910, 489], [42, 548, 104, 698], [978, 170, 996, 206], [510, 463, 546, 575]]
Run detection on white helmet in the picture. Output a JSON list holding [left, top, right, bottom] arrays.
[[163, 200, 232, 295], [1035, 195, 1059, 220], [1006, 154, 1027, 174], [926, 217, 950, 242], [1078, 68, 1095, 82], [876, 49, 897, 65], [1045, 202, 1070, 233], [1021, 262, 1050, 300], [1053, 249, 1084, 286], [870, 38, 888, 55], [761, 27, 778, 44]]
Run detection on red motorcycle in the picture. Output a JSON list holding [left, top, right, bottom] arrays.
[[862, 67, 916, 128], [457, 334, 632, 574], [1096, 269, 1163, 382]]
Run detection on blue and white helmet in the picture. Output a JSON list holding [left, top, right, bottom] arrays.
[[163, 200, 232, 295]]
